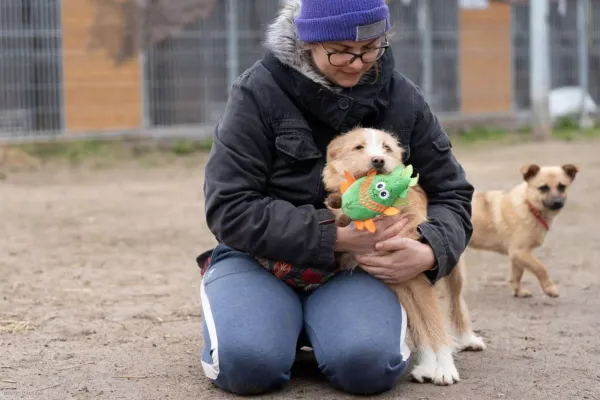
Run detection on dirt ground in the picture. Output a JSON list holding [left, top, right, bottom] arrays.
[[1, 138, 599, 400]]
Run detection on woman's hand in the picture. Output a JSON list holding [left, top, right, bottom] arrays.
[[355, 237, 436, 285], [376, 215, 415, 242], [334, 215, 412, 254]]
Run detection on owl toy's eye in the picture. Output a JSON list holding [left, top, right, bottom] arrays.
[[379, 190, 390, 199], [375, 182, 386, 190]]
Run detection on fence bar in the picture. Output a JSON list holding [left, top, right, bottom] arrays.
[[226, 0, 239, 92], [139, 7, 150, 132], [530, 0, 552, 140], [577, 0, 593, 128], [418, 0, 433, 102]]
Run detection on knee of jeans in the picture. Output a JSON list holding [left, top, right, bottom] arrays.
[[212, 341, 294, 395], [320, 341, 408, 395]]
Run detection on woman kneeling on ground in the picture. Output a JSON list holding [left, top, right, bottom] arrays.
[[199, 0, 474, 396]]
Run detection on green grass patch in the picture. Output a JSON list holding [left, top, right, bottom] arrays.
[[170, 138, 213, 155], [12, 136, 214, 167], [550, 117, 600, 141], [454, 126, 513, 144], [6, 118, 599, 171], [452, 117, 600, 146], [18, 139, 128, 165]]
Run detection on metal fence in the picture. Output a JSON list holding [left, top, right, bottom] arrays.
[[512, 0, 600, 110], [0, 0, 62, 137], [144, 0, 282, 128], [0, 0, 599, 142]]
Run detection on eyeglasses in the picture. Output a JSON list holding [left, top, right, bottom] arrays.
[[319, 38, 389, 67]]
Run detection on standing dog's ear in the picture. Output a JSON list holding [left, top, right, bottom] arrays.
[[520, 164, 540, 181], [561, 164, 579, 180]]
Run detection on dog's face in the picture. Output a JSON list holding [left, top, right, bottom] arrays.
[[323, 128, 405, 191], [521, 163, 578, 211]]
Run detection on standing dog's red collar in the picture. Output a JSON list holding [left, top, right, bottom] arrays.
[[527, 201, 549, 231]]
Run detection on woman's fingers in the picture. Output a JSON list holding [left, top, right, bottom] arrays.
[[360, 263, 412, 284], [355, 254, 386, 269], [360, 263, 390, 274], [375, 237, 412, 252], [376, 216, 411, 242], [360, 265, 392, 281]]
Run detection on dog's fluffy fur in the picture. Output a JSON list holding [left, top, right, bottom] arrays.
[[322, 127, 485, 386], [466, 163, 579, 298]]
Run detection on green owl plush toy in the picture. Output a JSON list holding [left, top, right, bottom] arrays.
[[325, 164, 419, 233]]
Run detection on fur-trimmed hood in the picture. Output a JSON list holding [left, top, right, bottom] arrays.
[[263, 0, 331, 88], [263, 0, 379, 91]]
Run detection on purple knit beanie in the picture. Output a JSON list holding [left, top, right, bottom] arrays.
[[295, 0, 390, 43]]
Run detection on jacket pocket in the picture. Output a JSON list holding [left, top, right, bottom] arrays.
[[275, 133, 322, 162], [274, 119, 322, 163], [270, 119, 324, 205]]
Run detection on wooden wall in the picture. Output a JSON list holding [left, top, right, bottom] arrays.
[[459, 2, 513, 114], [61, 0, 142, 132]]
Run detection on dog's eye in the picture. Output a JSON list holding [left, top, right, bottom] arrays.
[[375, 182, 386, 190], [538, 185, 550, 193], [383, 144, 392, 152], [379, 190, 389, 199], [354, 145, 364, 151], [557, 183, 566, 192]]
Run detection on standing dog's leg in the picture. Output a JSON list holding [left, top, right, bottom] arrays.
[[509, 261, 532, 298], [393, 276, 459, 386], [509, 250, 559, 297], [444, 257, 486, 352]]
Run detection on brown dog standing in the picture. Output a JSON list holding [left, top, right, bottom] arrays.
[[467, 164, 579, 298]]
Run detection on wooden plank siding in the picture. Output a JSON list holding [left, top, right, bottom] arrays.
[[459, 2, 513, 114], [61, 0, 142, 132]]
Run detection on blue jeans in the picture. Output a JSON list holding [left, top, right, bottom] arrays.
[[200, 244, 410, 395]]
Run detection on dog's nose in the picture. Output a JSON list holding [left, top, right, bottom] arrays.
[[548, 198, 564, 210], [371, 156, 385, 169]]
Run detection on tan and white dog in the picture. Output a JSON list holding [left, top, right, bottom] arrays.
[[322, 127, 485, 386], [466, 163, 579, 298]]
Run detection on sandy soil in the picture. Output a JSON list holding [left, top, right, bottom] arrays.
[[1, 139, 599, 400]]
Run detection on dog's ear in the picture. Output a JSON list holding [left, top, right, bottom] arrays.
[[326, 138, 343, 160], [520, 164, 540, 181], [561, 164, 579, 180], [327, 146, 338, 161]]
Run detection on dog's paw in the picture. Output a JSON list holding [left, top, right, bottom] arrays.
[[410, 347, 437, 384], [410, 347, 459, 386], [433, 347, 460, 386], [513, 288, 532, 298], [433, 363, 460, 386], [543, 284, 559, 298], [454, 333, 486, 352]]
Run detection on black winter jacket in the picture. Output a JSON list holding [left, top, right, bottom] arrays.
[[202, 5, 474, 284]]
